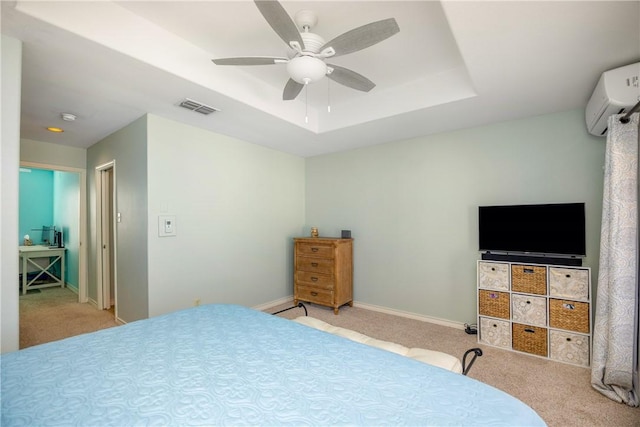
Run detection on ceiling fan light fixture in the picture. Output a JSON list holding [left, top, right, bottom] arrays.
[[287, 56, 327, 85]]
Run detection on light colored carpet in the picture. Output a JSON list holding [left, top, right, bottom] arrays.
[[19, 287, 119, 349], [19, 289, 639, 426]]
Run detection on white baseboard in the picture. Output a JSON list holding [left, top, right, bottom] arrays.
[[254, 295, 464, 330], [252, 296, 294, 312], [353, 301, 465, 330]]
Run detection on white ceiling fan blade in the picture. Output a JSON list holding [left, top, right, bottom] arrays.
[[212, 57, 288, 66], [283, 79, 304, 100], [320, 18, 399, 58], [254, 0, 305, 50], [326, 64, 375, 92]]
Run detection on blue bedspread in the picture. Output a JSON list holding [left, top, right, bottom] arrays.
[[1, 304, 545, 426]]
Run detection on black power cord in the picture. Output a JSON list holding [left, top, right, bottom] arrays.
[[464, 323, 478, 335]]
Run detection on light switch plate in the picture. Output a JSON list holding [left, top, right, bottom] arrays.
[[158, 215, 176, 237]]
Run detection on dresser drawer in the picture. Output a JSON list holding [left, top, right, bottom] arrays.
[[512, 294, 547, 327], [296, 257, 334, 274], [295, 271, 334, 289], [549, 267, 589, 300], [478, 262, 509, 291], [296, 284, 334, 305], [479, 317, 511, 349], [296, 242, 335, 259], [549, 330, 590, 367]]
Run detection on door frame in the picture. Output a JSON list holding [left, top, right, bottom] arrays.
[[19, 161, 88, 303], [95, 161, 117, 314]]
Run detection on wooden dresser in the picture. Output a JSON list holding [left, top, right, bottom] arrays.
[[293, 237, 353, 314]]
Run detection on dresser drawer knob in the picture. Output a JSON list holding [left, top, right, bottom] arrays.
[[523, 268, 534, 274], [311, 248, 319, 252], [566, 337, 572, 342], [565, 274, 571, 278], [311, 262, 318, 267], [524, 328, 535, 333], [311, 277, 318, 282], [311, 291, 318, 296]]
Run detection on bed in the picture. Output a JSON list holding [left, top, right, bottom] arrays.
[[1, 304, 545, 426]]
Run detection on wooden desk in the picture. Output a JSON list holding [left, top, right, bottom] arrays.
[[19, 245, 66, 295]]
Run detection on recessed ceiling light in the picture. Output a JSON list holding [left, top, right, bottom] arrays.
[[47, 127, 64, 133]]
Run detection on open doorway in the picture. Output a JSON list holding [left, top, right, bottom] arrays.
[[19, 161, 87, 302], [95, 161, 117, 316], [17, 161, 105, 348]]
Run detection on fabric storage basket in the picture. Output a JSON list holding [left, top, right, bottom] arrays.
[[511, 294, 547, 327], [549, 299, 590, 333], [549, 330, 590, 367], [478, 262, 509, 291], [549, 267, 589, 300], [512, 323, 548, 357], [479, 317, 511, 348], [511, 264, 547, 294], [478, 290, 510, 319]]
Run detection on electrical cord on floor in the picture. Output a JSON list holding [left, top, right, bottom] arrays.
[[464, 323, 478, 335]]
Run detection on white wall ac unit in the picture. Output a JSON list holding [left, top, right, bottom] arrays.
[[585, 62, 639, 137]]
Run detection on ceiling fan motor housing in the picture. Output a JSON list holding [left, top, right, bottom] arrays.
[[300, 32, 325, 53]]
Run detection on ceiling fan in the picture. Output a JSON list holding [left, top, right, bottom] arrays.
[[212, 0, 400, 101]]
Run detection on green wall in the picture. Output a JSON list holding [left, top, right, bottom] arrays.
[[87, 116, 149, 322], [146, 115, 305, 316], [2, 34, 23, 353], [305, 109, 605, 324]]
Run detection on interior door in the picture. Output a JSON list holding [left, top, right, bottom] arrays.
[[98, 166, 115, 311]]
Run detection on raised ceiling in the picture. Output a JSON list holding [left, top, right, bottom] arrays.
[[2, 1, 639, 157]]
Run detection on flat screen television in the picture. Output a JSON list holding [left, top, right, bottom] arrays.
[[478, 203, 586, 257]]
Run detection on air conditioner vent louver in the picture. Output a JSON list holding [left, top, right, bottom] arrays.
[[178, 98, 219, 115]]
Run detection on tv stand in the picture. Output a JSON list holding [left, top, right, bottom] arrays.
[[477, 259, 591, 367], [481, 252, 582, 267]]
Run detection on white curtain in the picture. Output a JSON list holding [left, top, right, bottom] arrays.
[[591, 113, 639, 407]]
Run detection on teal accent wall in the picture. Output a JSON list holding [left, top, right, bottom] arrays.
[[19, 168, 53, 244], [53, 171, 80, 289], [18, 168, 80, 289]]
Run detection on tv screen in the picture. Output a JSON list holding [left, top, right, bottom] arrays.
[[478, 203, 586, 256]]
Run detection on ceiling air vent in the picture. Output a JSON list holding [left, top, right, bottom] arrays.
[[178, 98, 219, 115]]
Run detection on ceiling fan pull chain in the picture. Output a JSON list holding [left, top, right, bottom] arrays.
[[305, 84, 309, 124], [327, 79, 331, 113]]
